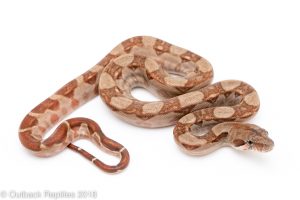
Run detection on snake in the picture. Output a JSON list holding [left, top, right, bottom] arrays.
[[19, 36, 274, 173]]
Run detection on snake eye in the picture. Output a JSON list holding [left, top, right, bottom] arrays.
[[246, 140, 254, 150]]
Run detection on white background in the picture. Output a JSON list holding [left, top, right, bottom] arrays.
[[0, 0, 299, 199]]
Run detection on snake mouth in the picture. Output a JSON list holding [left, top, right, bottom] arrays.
[[252, 139, 274, 152]]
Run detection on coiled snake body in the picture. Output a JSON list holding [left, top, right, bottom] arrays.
[[19, 36, 274, 173]]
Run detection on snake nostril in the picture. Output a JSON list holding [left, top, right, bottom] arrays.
[[266, 131, 269, 135]]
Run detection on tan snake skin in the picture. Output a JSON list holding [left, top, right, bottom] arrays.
[[19, 36, 274, 173]]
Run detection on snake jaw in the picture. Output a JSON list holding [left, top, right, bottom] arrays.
[[251, 138, 274, 152]]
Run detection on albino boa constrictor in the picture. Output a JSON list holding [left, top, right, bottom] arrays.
[[19, 36, 274, 173]]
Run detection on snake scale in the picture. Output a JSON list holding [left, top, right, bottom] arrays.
[[19, 36, 274, 173]]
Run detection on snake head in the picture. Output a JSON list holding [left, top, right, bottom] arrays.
[[230, 123, 274, 152]]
